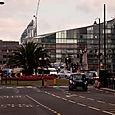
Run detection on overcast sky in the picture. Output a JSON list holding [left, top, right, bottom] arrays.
[[0, 0, 115, 41]]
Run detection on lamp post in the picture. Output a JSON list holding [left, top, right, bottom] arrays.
[[94, 18, 101, 73], [39, 57, 48, 86], [104, 4, 106, 70]]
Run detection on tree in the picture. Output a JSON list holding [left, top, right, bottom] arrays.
[[8, 42, 50, 75]]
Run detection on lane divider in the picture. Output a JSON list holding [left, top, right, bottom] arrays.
[[44, 91, 115, 115], [26, 95, 61, 115]]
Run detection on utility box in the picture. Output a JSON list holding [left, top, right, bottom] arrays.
[[99, 70, 109, 87]]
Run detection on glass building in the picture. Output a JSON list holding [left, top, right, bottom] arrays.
[[21, 18, 115, 72]]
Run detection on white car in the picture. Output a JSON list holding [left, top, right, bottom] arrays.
[[48, 68, 58, 76], [57, 70, 72, 79]]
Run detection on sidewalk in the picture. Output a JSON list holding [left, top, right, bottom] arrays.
[[101, 87, 115, 93]]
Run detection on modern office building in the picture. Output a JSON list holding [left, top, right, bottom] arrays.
[[0, 40, 19, 66], [21, 18, 115, 72]]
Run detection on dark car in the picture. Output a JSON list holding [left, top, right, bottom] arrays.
[[69, 73, 88, 91]]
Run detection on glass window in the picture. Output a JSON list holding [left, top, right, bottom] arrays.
[[87, 27, 93, 34], [56, 38, 66, 43], [66, 39, 74, 43], [56, 54, 61, 58], [56, 50, 61, 53], [56, 31, 66, 38]]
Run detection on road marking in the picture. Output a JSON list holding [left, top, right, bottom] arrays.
[[17, 86, 24, 88], [6, 87, 13, 89], [26, 95, 61, 115], [97, 100, 105, 104], [66, 94, 77, 97], [26, 86, 33, 88], [52, 94, 56, 96], [66, 95, 70, 97], [109, 103, 115, 106], [88, 106, 100, 111], [0, 104, 34, 108], [79, 96, 85, 99], [62, 98, 67, 101], [68, 100, 76, 104], [87, 98, 95, 101], [103, 110, 115, 115], [77, 103, 86, 107], [55, 95, 61, 98], [43, 90, 115, 115], [11, 104, 15, 107], [18, 104, 23, 107]]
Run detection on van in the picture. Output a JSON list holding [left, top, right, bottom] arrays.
[[2, 68, 12, 77]]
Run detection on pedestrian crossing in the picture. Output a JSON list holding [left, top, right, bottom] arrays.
[[0, 86, 34, 89]]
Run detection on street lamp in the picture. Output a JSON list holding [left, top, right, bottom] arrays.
[[94, 18, 101, 74], [103, 4, 106, 70], [39, 57, 48, 86]]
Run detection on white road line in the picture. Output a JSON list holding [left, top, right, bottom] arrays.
[[6, 87, 13, 89], [79, 96, 85, 99], [97, 100, 105, 104], [77, 103, 86, 107], [87, 98, 95, 101], [66, 94, 77, 97], [55, 95, 61, 99], [52, 94, 56, 96], [103, 110, 115, 115], [68, 100, 76, 104], [62, 98, 67, 101], [109, 103, 115, 106], [88, 106, 100, 111], [17, 86, 24, 88], [66, 95, 70, 97], [26, 95, 61, 115]]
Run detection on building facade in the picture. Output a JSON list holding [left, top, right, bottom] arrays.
[[0, 40, 19, 66], [21, 19, 115, 72]]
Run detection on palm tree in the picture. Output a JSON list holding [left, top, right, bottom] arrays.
[[8, 42, 50, 75]]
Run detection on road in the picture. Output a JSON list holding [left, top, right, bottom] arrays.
[[0, 85, 115, 115]]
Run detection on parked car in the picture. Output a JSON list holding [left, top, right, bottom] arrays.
[[85, 71, 99, 85], [57, 70, 72, 79], [69, 73, 88, 91], [48, 68, 58, 76]]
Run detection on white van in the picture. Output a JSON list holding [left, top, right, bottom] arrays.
[[48, 68, 57, 76]]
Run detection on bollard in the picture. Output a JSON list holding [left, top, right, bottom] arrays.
[[44, 79, 47, 87], [42, 78, 44, 86], [53, 78, 56, 86]]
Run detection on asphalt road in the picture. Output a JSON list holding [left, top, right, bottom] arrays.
[[0, 85, 115, 115]]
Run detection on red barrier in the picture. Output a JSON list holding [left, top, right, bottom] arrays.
[[1, 75, 56, 81]]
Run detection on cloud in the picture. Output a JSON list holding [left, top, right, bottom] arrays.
[[0, 0, 115, 41]]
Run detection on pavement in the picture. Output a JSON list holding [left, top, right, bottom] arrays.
[[101, 87, 115, 93]]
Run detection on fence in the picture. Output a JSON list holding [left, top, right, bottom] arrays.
[[107, 77, 115, 89]]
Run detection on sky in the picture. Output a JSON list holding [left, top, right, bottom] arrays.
[[0, 0, 115, 42]]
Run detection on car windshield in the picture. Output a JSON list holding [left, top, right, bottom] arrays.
[[72, 74, 82, 80]]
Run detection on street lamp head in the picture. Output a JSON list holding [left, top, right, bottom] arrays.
[[94, 20, 97, 25], [94, 18, 100, 25]]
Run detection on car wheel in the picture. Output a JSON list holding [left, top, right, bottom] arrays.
[[83, 86, 88, 91], [69, 85, 73, 91]]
